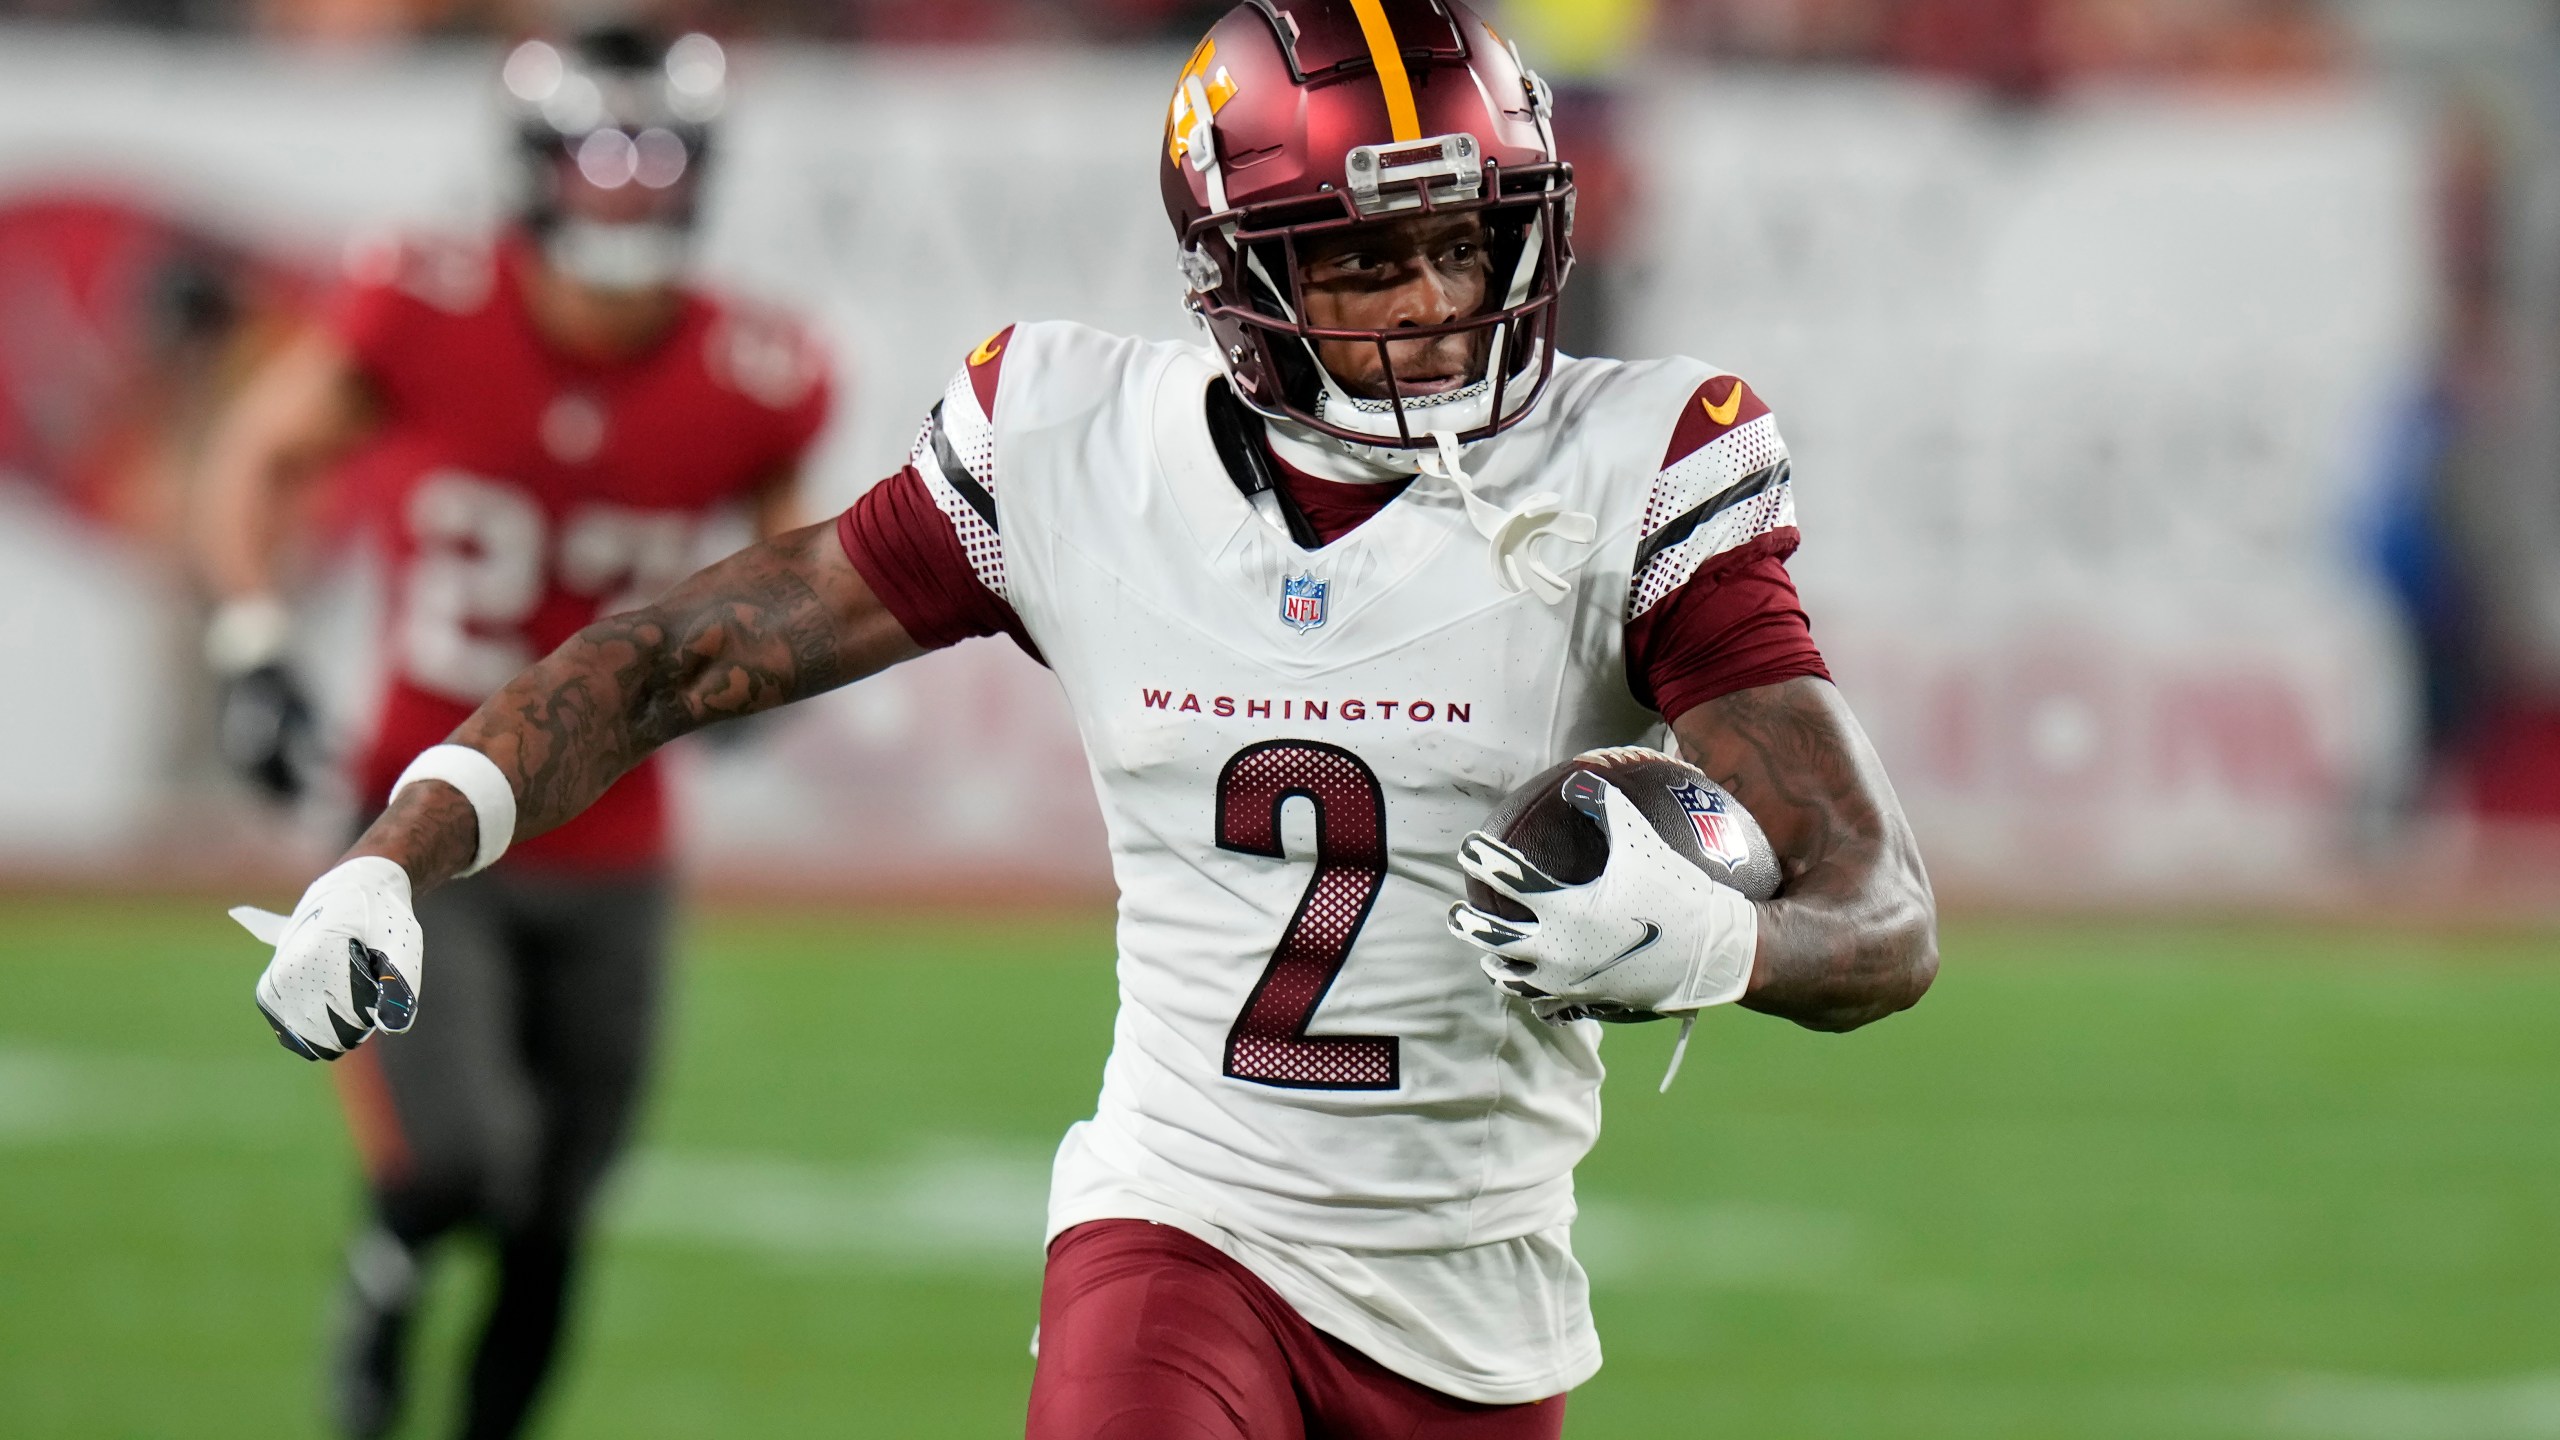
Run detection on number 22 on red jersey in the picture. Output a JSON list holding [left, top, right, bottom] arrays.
[[398, 469, 710, 704]]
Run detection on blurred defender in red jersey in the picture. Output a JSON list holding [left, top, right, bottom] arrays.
[[194, 26, 831, 1440]]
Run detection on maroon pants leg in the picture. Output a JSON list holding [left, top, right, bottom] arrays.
[[1026, 1221, 1567, 1440], [1290, 1329, 1566, 1440], [1028, 1221, 1306, 1440]]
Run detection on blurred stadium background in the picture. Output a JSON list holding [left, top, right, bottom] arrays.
[[0, 0, 2555, 1436]]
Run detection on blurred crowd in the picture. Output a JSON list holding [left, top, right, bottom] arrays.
[[0, 0, 2346, 86]]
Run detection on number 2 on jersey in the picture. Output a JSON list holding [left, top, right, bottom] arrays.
[[1214, 741, 1398, 1090]]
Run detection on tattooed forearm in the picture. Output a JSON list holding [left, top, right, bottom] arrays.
[[1673, 677, 1937, 1032], [347, 521, 919, 894], [463, 562, 842, 834]]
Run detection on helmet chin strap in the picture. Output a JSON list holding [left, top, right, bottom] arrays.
[[1223, 213, 1580, 593], [1262, 417, 1592, 603], [1416, 429, 1594, 605]]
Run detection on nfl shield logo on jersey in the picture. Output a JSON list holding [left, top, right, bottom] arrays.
[[1669, 780, 1752, 869], [1280, 572, 1327, 633]]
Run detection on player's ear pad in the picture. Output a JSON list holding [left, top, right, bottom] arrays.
[[1465, 749, 1781, 924]]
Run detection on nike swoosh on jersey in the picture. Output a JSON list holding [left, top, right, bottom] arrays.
[[1701, 379, 1745, 427], [1575, 920, 1661, 985]]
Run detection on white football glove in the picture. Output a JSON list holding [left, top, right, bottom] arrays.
[[1448, 778, 1759, 1087], [231, 856, 423, 1062]]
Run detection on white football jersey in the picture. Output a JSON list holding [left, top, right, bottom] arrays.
[[905, 321, 1795, 1401]]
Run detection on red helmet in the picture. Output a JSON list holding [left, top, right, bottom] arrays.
[[501, 25, 727, 290], [1160, 0, 1574, 452]]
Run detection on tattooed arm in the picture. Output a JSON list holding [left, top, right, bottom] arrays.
[[1670, 677, 1937, 1032], [345, 520, 922, 894]]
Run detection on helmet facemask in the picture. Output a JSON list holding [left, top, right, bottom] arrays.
[[1183, 144, 1574, 454]]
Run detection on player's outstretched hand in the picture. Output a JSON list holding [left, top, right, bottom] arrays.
[[206, 599, 324, 802], [1447, 777, 1757, 1025], [215, 661, 323, 801], [231, 857, 423, 1062]]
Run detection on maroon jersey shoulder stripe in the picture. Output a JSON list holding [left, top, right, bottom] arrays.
[[1660, 374, 1771, 470], [966, 324, 1016, 421]]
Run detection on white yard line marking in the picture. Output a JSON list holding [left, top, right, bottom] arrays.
[[2266, 1373, 2560, 1440], [609, 1140, 1860, 1290], [605, 1142, 1056, 1271], [0, 1043, 289, 1142], [1572, 1197, 1862, 1289]]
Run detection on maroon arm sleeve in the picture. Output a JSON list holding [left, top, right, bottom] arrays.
[[835, 466, 1038, 659], [1624, 529, 1831, 724]]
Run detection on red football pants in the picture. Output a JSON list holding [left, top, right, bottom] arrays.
[[1026, 1220, 1569, 1440]]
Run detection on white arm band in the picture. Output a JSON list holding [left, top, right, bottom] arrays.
[[392, 744, 517, 878]]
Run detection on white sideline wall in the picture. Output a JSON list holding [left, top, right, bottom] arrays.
[[0, 34, 2428, 902]]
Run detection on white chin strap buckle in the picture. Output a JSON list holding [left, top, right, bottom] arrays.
[[1420, 431, 1595, 605]]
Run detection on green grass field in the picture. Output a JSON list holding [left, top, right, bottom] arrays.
[[2, 896, 2554, 1439]]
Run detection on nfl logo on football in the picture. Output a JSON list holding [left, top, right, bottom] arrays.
[[1670, 780, 1752, 869], [1280, 572, 1328, 633]]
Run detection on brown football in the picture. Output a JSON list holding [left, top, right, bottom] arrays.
[[1465, 746, 1782, 925]]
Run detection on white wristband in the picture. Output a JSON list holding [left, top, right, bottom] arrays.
[[392, 744, 517, 877]]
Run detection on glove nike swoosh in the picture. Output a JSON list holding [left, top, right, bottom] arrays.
[[1574, 920, 1662, 985]]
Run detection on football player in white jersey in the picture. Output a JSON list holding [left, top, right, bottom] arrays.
[[230, 2, 1936, 1434]]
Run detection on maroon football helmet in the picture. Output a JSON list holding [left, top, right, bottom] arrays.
[[1160, 0, 1574, 451]]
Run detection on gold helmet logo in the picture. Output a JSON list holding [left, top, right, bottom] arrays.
[[1167, 37, 1239, 166]]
